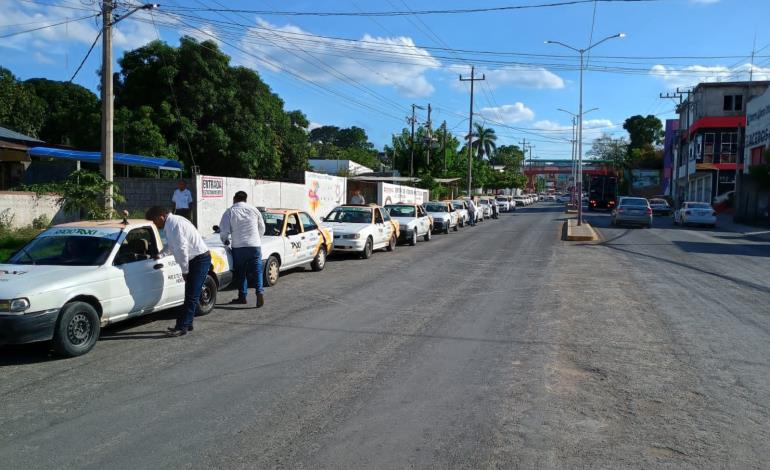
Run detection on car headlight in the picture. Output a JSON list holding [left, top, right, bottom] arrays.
[[342, 233, 361, 239], [0, 298, 31, 313]]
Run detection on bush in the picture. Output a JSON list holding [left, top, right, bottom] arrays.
[[31, 215, 50, 230]]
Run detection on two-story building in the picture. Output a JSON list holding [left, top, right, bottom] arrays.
[[674, 81, 769, 206], [741, 86, 770, 224]]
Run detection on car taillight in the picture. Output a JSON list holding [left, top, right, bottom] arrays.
[[646, 208, 652, 215]]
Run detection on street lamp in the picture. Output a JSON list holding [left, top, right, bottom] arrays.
[[546, 32, 625, 225], [557, 107, 597, 207]]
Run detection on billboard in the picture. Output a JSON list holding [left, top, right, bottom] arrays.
[[378, 182, 429, 205], [304, 171, 346, 219], [632, 170, 661, 189]]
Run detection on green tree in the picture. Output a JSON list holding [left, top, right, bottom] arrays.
[[623, 114, 664, 151], [24, 78, 100, 149], [309, 125, 380, 169], [470, 123, 497, 160], [0, 66, 45, 137]]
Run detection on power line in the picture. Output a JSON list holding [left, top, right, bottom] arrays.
[[159, 0, 660, 16], [0, 13, 99, 39], [69, 29, 102, 82]]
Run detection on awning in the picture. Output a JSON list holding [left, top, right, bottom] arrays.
[[28, 147, 183, 171]]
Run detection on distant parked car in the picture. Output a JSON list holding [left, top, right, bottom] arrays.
[[450, 200, 470, 226], [424, 201, 459, 233], [546, 194, 556, 201], [495, 196, 511, 212], [513, 196, 527, 207], [323, 204, 397, 258], [648, 198, 672, 216], [478, 198, 494, 219], [674, 202, 717, 228], [611, 197, 652, 228], [557, 194, 571, 203], [384, 203, 433, 245]]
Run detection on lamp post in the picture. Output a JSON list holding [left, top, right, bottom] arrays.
[[546, 33, 625, 225], [557, 107, 598, 207]]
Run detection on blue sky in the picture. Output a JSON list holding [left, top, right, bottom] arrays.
[[3, 0, 770, 160]]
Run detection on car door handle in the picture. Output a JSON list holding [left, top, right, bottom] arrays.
[[153, 263, 164, 270]]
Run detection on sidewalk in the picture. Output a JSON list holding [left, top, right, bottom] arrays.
[[717, 214, 770, 242]]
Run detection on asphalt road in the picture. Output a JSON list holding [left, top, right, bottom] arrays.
[[1, 203, 769, 469]]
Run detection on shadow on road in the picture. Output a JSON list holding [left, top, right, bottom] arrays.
[[672, 241, 770, 257]]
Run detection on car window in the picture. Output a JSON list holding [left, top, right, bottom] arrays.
[[115, 227, 158, 265], [620, 198, 648, 206], [263, 212, 285, 236], [425, 203, 447, 212], [286, 214, 302, 236], [299, 212, 318, 232], [689, 203, 712, 209], [374, 209, 384, 224], [8, 229, 119, 266], [385, 205, 416, 218], [382, 210, 391, 222], [324, 207, 372, 224]]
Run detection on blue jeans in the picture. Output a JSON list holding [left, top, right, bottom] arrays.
[[469, 212, 476, 225], [179, 252, 211, 329], [232, 246, 263, 298]]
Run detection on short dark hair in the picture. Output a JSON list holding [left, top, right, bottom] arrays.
[[145, 206, 170, 220], [234, 191, 248, 202]]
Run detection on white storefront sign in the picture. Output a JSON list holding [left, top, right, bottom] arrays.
[[378, 182, 429, 205], [745, 87, 770, 173]]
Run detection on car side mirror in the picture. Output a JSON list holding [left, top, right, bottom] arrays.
[[212, 225, 220, 233]]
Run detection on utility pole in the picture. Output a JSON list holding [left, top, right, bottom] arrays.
[[409, 104, 417, 183], [660, 91, 683, 206], [441, 120, 447, 174], [459, 66, 485, 195], [570, 116, 577, 204], [425, 103, 432, 167], [519, 139, 529, 190], [101, 0, 114, 212]]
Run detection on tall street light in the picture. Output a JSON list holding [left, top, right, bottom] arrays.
[[558, 107, 597, 206], [546, 32, 625, 225]]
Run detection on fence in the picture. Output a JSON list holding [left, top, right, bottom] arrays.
[[0, 192, 75, 229]]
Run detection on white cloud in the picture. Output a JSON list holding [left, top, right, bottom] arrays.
[[533, 118, 616, 142], [33, 51, 55, 65], [307, 121, 323, 131], [478, 103, 535, 124], [239, 18, 440, 98], [450, 65, 564, 90], [185, 23, 220, 46], [650, 63, 770, 89]]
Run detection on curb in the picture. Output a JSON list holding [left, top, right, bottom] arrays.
[[564, 218, 599, 241]]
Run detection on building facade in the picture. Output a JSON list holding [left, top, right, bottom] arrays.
[[741, 87, 770, 224], [674, 81, 769, 207]]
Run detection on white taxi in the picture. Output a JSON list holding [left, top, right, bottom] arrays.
[[0, 219, 232, 357], [322, 205, 397, 258], [424, 201, 459, 234], [384, 203, 433, 245], [258, 209, 334, 286]]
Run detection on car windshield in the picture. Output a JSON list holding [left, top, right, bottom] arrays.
[[620, 198, 648, 206], [425, 203, 447, 212], [688, 203, 712, 209], [496, 198, 507, 202], [385, 205, 416, 217], [452, 202, 464, 209], [263, 212, 285, 236], [650, 199, 667, 205], [325, 207, 372, 224], [7, 227, 120, 266]]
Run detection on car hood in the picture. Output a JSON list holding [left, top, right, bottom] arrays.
[[428, 212, 450, 220], [390, 216, 418, 226], [321, 222, 369, 234], [0, 264, 95, 298]]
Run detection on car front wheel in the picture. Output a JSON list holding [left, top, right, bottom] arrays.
[[361, 237, 373, 259], [53, 301, 101, 357], [311, 246, 327, 271], [196, 274, 218, 316], [386, 234, 396, 252], [264, 255, 280, 286]]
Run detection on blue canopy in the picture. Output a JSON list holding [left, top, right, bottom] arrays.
[[28, 147, 183, 171]]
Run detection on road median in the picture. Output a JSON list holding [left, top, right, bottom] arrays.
[[563, 218, 599, 241]]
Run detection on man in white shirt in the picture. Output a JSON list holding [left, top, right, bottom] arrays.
[[466, 198, 477, 226], [350, 189, 366, 205], [172, 180, 194, 221], [219, 191, 266, 307], [145, 206, 211, 336]]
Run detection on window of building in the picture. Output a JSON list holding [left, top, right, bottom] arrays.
[[719, 132, 738, 163], [735, 95, 743, 110], [703, 133, 715, 163], [723, 95, 733, 111]]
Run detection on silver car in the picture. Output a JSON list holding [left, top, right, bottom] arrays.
[[611, 197, 652, 228], [674, 202, 717, 227]]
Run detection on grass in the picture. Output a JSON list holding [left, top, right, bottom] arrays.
[[0, 227, 43, 262]]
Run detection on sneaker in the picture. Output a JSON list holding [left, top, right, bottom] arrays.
[[228, 298, 248, 305]]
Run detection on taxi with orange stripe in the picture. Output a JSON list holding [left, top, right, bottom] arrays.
[[260, 209, 334, 287]]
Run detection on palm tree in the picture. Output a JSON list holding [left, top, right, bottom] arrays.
[[470, 123, 497, 160]]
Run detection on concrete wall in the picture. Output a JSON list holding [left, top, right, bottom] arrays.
[[114, 177, 187, 214], [0, 192, 75, 229]]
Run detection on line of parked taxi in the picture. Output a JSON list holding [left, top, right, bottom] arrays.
[[0, 196, 535, 357]]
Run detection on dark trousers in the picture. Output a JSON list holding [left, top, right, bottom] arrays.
[[178, 252, 211, 329], [175, 208, 192, 220], [232, 246, 263, 298]]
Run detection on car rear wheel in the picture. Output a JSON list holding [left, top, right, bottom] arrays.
[[196, 274, 218, 316], [52, 301, 100, 357], [386, 234, 396, 252], [311, 246, 327, 271], [264, 255, 280, 286], [361, 237, 373, 259]]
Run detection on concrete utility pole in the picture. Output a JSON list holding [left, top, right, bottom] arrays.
[[660, 91, 683, 206], [441, 120, 448, 173], [519, 139, 529, 189], [425, 103, 432, 167], [459, 66, 485, 195], [101, 0, 114, 211], [409, 103, 425, 185]]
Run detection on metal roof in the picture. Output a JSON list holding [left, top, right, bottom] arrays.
[[0, 126, 44, 144], [28, 146, 183, 171]]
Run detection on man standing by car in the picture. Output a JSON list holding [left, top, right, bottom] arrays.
[[172, 180, 194, 221], [466, 197, 477, 226], [218, 191, 266, 308], [145, 206, 211, 337]]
